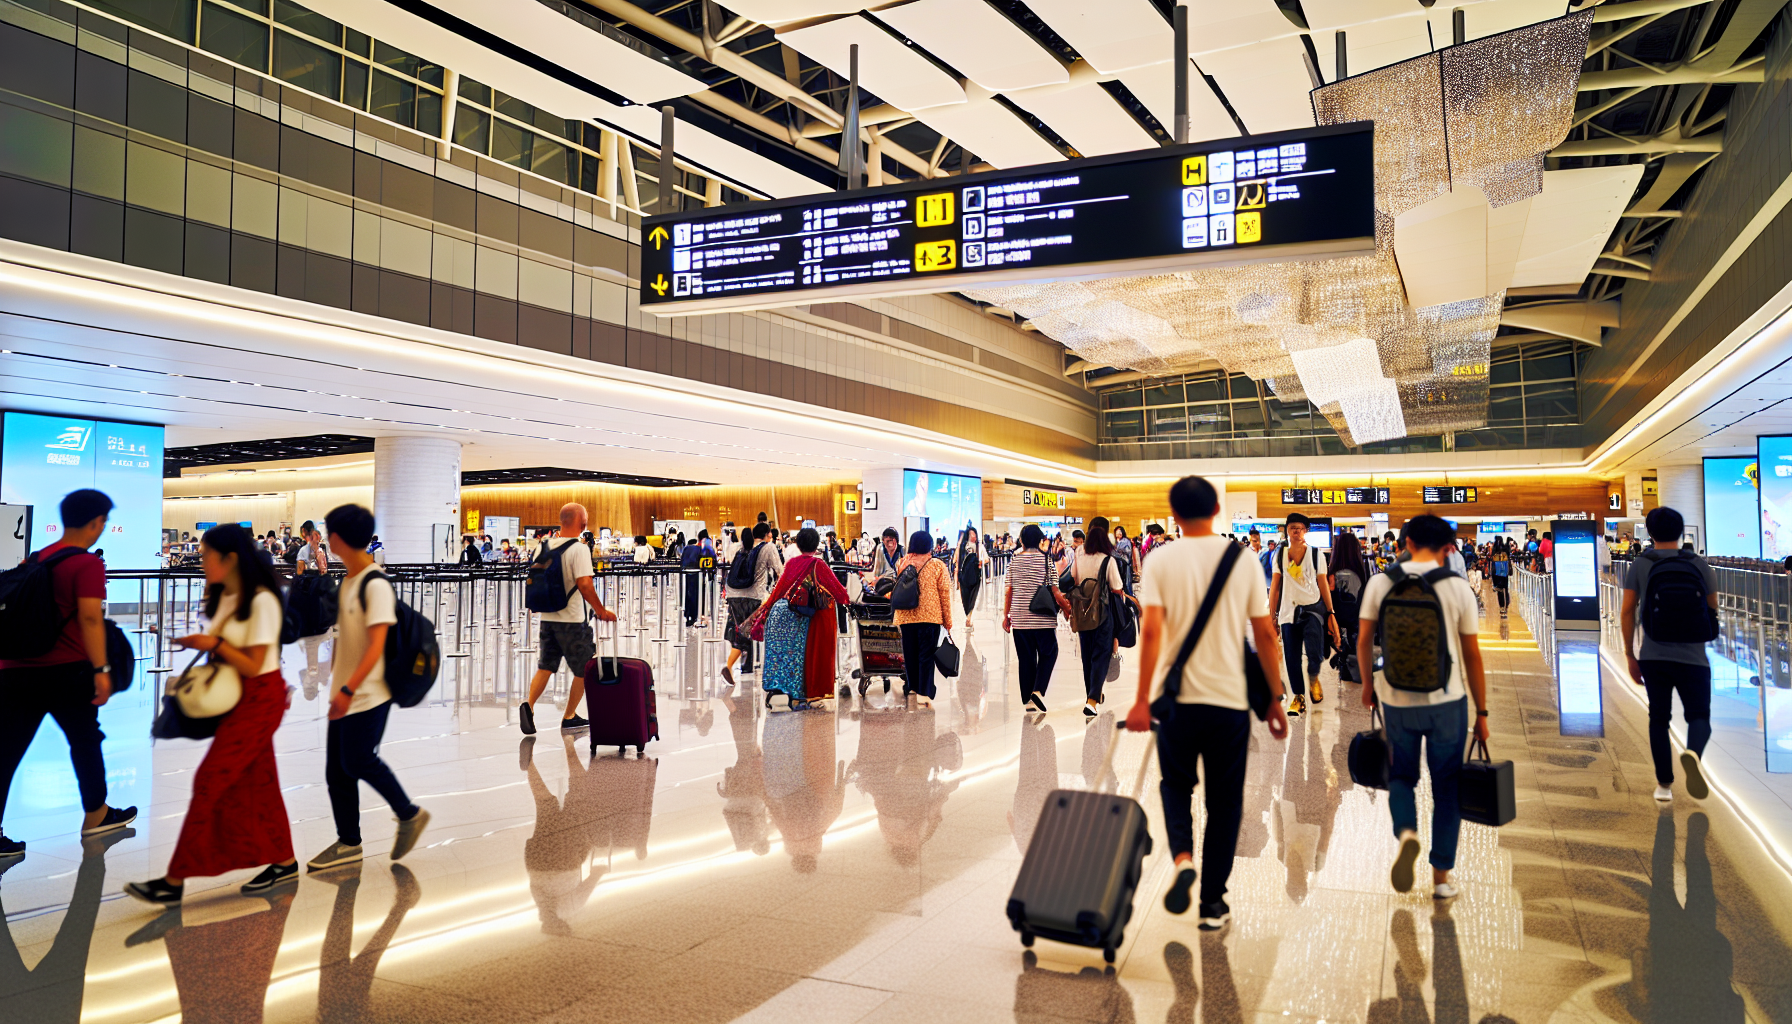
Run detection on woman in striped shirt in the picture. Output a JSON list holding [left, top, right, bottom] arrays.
[[1003, 524, 1072, 713]]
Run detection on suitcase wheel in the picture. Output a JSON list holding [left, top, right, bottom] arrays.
[[851, 669, 861, 679], [1103, 945, 1116, 964], [882, 678, 891, 693], [857, 678, 870, 696], [1019, 930, 1034, 948]]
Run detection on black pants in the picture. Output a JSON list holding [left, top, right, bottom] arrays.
[[684, 573, 700, 626], [1280, 608, 1324, 695], [1492, 577, 1509, 608], [900, 622, 941, 700], [1013, 628, 1059, 698], [1078, 616, 1116, 702], [1156, 703, 1250, 905], [960, 576, 981, 617], [326, 703, 416, 846], [0, 661, 107, 823], [1641, 660, 1712, 786]]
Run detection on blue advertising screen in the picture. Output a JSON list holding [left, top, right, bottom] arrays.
[[1, 412, 165, 569], [1704, 455, 1760, 558], [1760, 436, 1792, 560], [902, 469, 982, 542]]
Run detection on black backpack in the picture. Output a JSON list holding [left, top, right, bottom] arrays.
[[281, 572, 339, 645], [1639, 550, 1720, 644], [359, 572, 440, 707], [890, 563, 922, 610], [104, 617, 134, 693], [726, 545, 758, 591], [1378, 564, 1457, 693], [0, 547, 85, 659], [525, 540, 574, 613]]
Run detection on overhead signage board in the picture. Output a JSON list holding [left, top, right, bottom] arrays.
[[1282, 487, 1389, 505], [1703, 455, 1760, 558], [1422, 486, 1477, 504], [1023, 488, 1068, 510], [640, 123, 1375, 315]]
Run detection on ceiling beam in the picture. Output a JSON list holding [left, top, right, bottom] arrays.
[[1577, 59, 1763, 90], [1552, 131, 1724, 157]]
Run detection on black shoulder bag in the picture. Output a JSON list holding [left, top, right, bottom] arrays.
[[1150, 543, 1272, 725]]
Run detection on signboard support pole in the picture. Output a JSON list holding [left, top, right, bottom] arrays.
[[658, 105, 678, 214], [840, 44, 862, 189], [1335, 31, 1348, 80], [1172, 5, 1189, 144]]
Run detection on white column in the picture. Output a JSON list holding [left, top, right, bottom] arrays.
[[860, 466, 904, 543], [1657, 463, 1703, 547], [374, 436, 462, 563]]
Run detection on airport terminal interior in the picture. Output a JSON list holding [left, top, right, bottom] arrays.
[[6, 0, 1792, 1020]]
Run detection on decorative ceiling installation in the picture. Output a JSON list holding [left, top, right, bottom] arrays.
[[968, 11, 1592, 447]]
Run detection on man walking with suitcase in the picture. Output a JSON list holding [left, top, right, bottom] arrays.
[[520, 503, 617, 735], [1126, 475, 1288, 930]]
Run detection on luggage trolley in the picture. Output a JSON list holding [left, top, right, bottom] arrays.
[[848, 586, 905, 696]]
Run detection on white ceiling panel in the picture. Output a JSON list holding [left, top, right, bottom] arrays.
[[1195, 36, 1316, 134], [1319, 16, 1433, 83], [778, 14, 967, 111], [1115, 59, 1238, 143], [1459, 0, 1576, 40], [1185, 0, 1302, 55], [1008, 82, 1156, 157], [911, 99, 1064, 169], [1301, 0, 1425, 32], [879, 0, 1069, 92], [1394, 187, 1489, 308], [427, 0, 704, 104], [1023, 0, 1173, 74], [603, 106, 830, 198], [712, 0, 866, 26], [1511, 165, 1646, 288]]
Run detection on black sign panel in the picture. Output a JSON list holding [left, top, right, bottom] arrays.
[[1422, 486, 1478, 504], [1282, 487, 1389, 505], [640, 124, 1375, 314]]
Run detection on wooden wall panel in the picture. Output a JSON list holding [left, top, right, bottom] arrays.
[[459, 482, 861, 539], [458, 483, 633, 535], [984, 481, 1079, 520]]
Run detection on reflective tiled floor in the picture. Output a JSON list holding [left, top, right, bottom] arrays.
[[4, 579, 1791, 1023]]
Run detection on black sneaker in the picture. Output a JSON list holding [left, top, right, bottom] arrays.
[[0, 834, 23, 860], [560, 715, 589, 730], [81, 805, 138, 837], [519, 701, 537, 735], [1164, 866, 1196, 915], [1197, 900, 1230, 931], [123, 878, 184, 906], [240, 861, 299, 894]]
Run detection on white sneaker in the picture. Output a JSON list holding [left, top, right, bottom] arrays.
[[1433, 880, 1458, 899], [1653, 785, 1674, 802]]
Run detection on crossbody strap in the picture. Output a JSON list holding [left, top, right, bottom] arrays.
[[1164, 543, 1243, 701]]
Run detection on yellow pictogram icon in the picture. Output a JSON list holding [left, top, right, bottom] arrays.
[[651, 274, 670, 295], [1237, 181, 1266, 211], [1237, 212, 1262, 244], [648, 225, 669, 249], [1181, 155, 1206, 185], [915, 239, 957, 272], [916, 192, 955, 227]]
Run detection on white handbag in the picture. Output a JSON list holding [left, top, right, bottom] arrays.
[[170, 650, 242, 719]]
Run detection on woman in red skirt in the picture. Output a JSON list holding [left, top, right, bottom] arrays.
[[126, 524, 297, 904]]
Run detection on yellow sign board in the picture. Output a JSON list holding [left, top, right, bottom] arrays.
[[915, 239, 957, 272], [916, 192, 955, 227], [1181, 155, 1206, 185], [465, 508, 479, 531], [1237, 212, 1262, 244]]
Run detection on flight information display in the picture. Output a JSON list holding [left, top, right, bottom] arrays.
[[1281, 487, 1390, 505], [641, 124, 1375, 314], [1423, 486, 1478, 504]]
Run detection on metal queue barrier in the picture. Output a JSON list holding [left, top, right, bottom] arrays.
[[1602, 557, 1792, 692], [1513, 565, 1555, 645]]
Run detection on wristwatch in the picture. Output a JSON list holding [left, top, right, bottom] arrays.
[[340, 686, 355, 697], [1477, 710, 1489, 717], [92, 663, 109, 675]]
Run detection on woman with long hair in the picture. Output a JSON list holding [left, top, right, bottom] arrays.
[[1003, 524, 1071, 712], [955, 527, 985, 632], [893, 530, 953, 708], [747, 528, 851, 706], [126, 524, 296, 904], [1069, 517, 1141, 718], [1488, 536, 1512, 615]]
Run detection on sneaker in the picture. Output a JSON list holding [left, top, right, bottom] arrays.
[[1106, 655, 1122, 684], [0, 834, 23, 860], [1433, 880, 1458, 900], [1310, 678, 1324, 704], [1028, 693, 1048, 714], [721, 666, 735, 687], [1680, 750, 1710, 800], [392, 808, 430, 861], [1653, 785, 1674, 803], [307, 841, 364, 872], [1286, 695, 1306, 717], [81, 805, 138, 837], [1083, 701, 1098, 718], [560, 715, 589, 730], [1197, 900, 1231, 931], [1164, 865, 1196, 915], [241, 861, 299, 894], [123, 878, 183, 905], [1391, 831, 1421, 893], [915, 695, 934, 709], [519, 701, 537, 735]]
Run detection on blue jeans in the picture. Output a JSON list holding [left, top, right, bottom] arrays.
[[1384, 697, 1468, 871]]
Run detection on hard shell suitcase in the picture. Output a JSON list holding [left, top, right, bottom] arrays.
[[585, 626, 658, 755], [1006, 723, 1155, 962]]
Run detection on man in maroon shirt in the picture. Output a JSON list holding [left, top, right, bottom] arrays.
[[0, 489, 137, 860]]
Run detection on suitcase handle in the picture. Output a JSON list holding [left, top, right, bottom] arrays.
[[1095, 721, 1159, 801]]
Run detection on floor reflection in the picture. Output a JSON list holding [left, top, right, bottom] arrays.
[[317, 865, 418, 1023], [1014, 950, 1135, 1024], [162, 893, 293, 1024], [0, 829, 130, 1022]]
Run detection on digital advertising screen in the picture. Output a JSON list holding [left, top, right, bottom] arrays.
[[1703, 455, 1760, 558], [1552, 518, 1600, 627], [1, 411, 165, 569], [1757, 436, 1792, 559], [902, 469, 983, 543]]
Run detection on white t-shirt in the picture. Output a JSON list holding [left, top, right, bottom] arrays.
[[334, 564, 397, 714], [1273, 543, 1328, 624], [1142, 535, 1271, 711], [207, 589, 283, 676], [1359, 559, 1479, 708], [1073, 551, 1125, 592], [538, 537, 596, 622]]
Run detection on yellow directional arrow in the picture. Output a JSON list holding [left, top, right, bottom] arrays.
[[648, 225, 669, 249], [651, 274, 669, 296]]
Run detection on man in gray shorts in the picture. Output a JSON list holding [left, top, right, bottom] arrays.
[[520, 502, 617, 734], [722, 522, 783, 686]]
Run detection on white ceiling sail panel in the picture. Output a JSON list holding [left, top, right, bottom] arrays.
[[1511, 166, 1646, 288], [879, 0, 1069, 92], [715, 0, 866, 26], [603, 106, 831, 198], [1115, 59, 1237, 143], [1008, 82, 1156, 157], [1300, 0, 1425, 32], [1023, 0, 1173, 74], [1195, 37, 1315, 134], [777, 14, 967, 111], [910, 98, 1064, 168], [1394, 186, 1490, 309], [1321, 16, 1433, 83], [427, 0, 705, 104], [1184, 0, 1303, 54], [1458, 0, 1579, 40]]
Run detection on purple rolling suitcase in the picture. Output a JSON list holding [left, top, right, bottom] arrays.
[[585, 625, 658, 755], [1006, 722, 1156, 962]]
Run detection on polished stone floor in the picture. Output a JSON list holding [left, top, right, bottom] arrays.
[[3, 577, 1790, 1023]]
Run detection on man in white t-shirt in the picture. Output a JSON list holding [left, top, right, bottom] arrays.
[[1356, 513, 1487, 901], [309, 504, 429, 874], [1126, 476, 1288, 932], [520, 503, 617, 736], [1267, 512, 1340, 716]]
